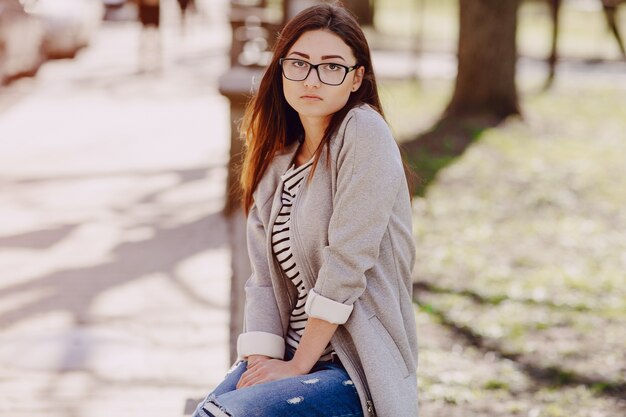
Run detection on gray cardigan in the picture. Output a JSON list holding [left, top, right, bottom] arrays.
[[237, 104, 419, 417]]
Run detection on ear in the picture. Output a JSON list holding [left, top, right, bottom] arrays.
[[351, 66, 365, 92]]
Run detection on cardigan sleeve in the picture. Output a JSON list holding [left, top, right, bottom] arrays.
[[305, 108, 405, 325], [237, 201, 285, 360]]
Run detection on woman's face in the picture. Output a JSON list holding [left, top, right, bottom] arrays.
[[282, 29, 364, 121]]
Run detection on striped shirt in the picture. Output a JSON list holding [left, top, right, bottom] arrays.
[[271, 158, 334, 361]]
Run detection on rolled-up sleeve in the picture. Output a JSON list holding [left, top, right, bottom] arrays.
[[237, 201, 285, 359], [305, 109, 405, 324]]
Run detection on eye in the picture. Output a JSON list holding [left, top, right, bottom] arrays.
[[291, 60, 308, 68], [323, 63, 343, 71]]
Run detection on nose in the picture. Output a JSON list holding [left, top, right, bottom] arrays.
[[303, 66, 321, 88]]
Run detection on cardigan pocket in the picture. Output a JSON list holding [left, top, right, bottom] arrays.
[[369, 315, 410, 378]]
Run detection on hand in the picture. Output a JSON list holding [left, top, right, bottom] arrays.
[[247, 354, 272, 367], [236, 359, 306, 389]]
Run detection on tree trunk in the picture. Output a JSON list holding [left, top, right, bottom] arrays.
[[283, 0, 375, 25], [546, 0, 562, 89], [602, 2, 626, 57], [445, 0, 521, 120], [342, 0, 375, 26]]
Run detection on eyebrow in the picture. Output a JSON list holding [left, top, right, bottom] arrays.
[[288, 51, 346, 61]]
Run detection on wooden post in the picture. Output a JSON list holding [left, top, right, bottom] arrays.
[[221, 1, 281, 365], [220, 67, 262, 364]]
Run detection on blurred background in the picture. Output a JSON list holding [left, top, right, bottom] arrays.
[[0, 0, 624, 416]]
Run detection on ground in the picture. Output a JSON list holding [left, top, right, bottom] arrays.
[[396, 75, 626, 416]]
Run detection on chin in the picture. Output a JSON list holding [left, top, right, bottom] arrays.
[[295, 102, 345, 119], [299, 108, 333, 118]]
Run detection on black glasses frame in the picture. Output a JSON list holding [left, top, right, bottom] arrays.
[[279, 58, 358, 86]]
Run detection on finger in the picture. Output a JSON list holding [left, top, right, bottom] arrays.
[[237, 376, 252, 389], [242, 363, 274, 388], [237, 367, 261, 389], [236, 370, 252, 389], [245, 366, 261, 379], [248, 357, 268, 368], [242, 364, 270, 387], [246, 370, 269, 387], [246, 373, 267, 388], [238, 374, 261, 389]]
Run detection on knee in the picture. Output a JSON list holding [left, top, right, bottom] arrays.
[[201, 399, 232, 417]]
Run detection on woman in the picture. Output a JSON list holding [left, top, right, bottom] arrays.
[[194, 3, 418, 417]]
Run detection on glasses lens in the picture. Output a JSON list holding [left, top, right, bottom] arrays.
[[318, 63, 347, 85], [281, 59, 348, 85], [282, 59, 310, 81]]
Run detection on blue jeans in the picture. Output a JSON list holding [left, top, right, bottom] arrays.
[[192, 356, 363, 417]]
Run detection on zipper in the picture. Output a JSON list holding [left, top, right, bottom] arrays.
[[334, 340, 376, 416], [287, 168, 316, 291], [277, 264, 294, 308], [289, 165, 376, 416]]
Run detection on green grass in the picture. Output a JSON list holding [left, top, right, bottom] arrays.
[[376, 4, 626, 413], [484, 380, 510, 390], [409, 76, 626, 406], [387, 42, 626, 415]]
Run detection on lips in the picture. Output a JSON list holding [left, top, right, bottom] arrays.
[[301, 95, 322, 100]]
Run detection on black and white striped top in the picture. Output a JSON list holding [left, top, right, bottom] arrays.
[[271, 158, 334, 361]]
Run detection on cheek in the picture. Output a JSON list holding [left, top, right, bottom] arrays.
[[327, 87, 352, 111], [282, 78, 299, 108]]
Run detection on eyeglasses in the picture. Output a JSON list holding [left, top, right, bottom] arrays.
[[279, 58, 358, 86]]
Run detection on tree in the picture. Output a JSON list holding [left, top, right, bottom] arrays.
[[445, 0, 521, 120], [342, 0, 375, 26]]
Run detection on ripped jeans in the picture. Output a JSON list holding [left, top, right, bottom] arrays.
[[192, 355, 363, 417]]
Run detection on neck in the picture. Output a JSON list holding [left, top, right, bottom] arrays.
[[299, 114, 329, 151]]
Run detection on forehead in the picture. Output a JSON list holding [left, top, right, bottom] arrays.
[[287, 29, 355, 60]]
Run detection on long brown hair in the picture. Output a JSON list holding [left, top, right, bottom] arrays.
[[239, 2, 392, 215]]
